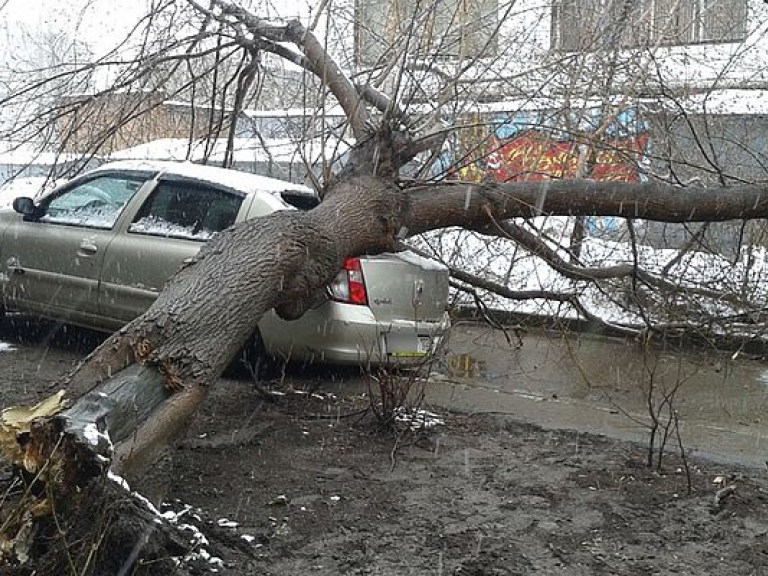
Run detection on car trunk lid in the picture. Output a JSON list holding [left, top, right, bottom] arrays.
[[358, 251, 449, 323]]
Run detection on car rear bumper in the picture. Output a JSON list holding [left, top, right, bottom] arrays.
[[258, 301, 451, 367]]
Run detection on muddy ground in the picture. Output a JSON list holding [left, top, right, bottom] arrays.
[[2, 318, 768, 575]]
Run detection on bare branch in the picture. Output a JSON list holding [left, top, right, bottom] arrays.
[[191, 0, 370, 138], [408, 243, 640, 338], [481, 214, 739, 305]]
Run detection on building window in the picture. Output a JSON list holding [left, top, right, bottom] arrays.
[[553, 0, 748, 51], [356, 0, 498, 65]]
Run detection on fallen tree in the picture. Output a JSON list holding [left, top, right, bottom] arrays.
[[3, 1, 768, 573]]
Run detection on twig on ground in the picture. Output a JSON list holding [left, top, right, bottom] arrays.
[[711, 483, 737, 514]]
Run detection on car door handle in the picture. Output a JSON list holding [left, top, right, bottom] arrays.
[[79, 241, 98, 255]]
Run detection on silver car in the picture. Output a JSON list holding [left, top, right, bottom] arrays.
[[0, 160, 450, 369]]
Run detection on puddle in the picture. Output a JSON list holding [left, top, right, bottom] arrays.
[[429, 322, 768, 469]]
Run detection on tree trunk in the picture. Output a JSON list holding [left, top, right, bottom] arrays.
[[64, 169, 407, 473], [0, 162, 409, 571]]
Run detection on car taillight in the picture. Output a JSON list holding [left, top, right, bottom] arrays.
[[328, 257, 368, 305]]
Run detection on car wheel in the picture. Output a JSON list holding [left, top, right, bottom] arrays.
[[234, 328, 272, 380]]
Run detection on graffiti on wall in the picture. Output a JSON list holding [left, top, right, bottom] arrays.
[[448, 107, 650, 184]]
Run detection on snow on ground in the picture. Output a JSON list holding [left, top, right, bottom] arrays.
[[414, 218, 768, 330], [0, 342, 15, 352]]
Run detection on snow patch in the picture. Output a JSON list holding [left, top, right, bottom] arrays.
[[130, 215, 216, 241], [107, 471, 131, 492], [394, 407, 445, 430], [82, 422, 111, 447], [413, 221, 768, 334]]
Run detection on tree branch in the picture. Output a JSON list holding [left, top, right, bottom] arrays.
[[405, 180, 768, 236], [195, 0, 370, 138]]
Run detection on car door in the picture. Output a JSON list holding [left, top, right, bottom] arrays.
[[98, 179, 246, 324], [1, 173, 147, 323]]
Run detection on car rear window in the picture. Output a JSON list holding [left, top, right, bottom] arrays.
[[281, 190, 319, 211]]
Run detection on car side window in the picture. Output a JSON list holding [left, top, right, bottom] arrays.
[[39, 175, 144, 229], [129, 181, 244, 241]]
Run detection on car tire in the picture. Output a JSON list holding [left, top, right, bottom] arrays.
[[234, 328, 272, 381]]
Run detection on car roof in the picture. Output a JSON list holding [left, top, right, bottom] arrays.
[[91, 160, 317, 199]]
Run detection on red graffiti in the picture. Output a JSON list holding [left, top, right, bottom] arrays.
[[461, 130, 649, 183]]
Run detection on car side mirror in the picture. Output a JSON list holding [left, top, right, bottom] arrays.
[[12, 197, 35, 216]]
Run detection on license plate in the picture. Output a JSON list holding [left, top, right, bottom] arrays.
[[388, 335, 433, 358]]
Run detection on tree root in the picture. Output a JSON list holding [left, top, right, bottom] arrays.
[[1, 472, 191, 575]]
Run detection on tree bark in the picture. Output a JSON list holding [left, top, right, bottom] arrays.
[[405, 179, 768, 235]]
